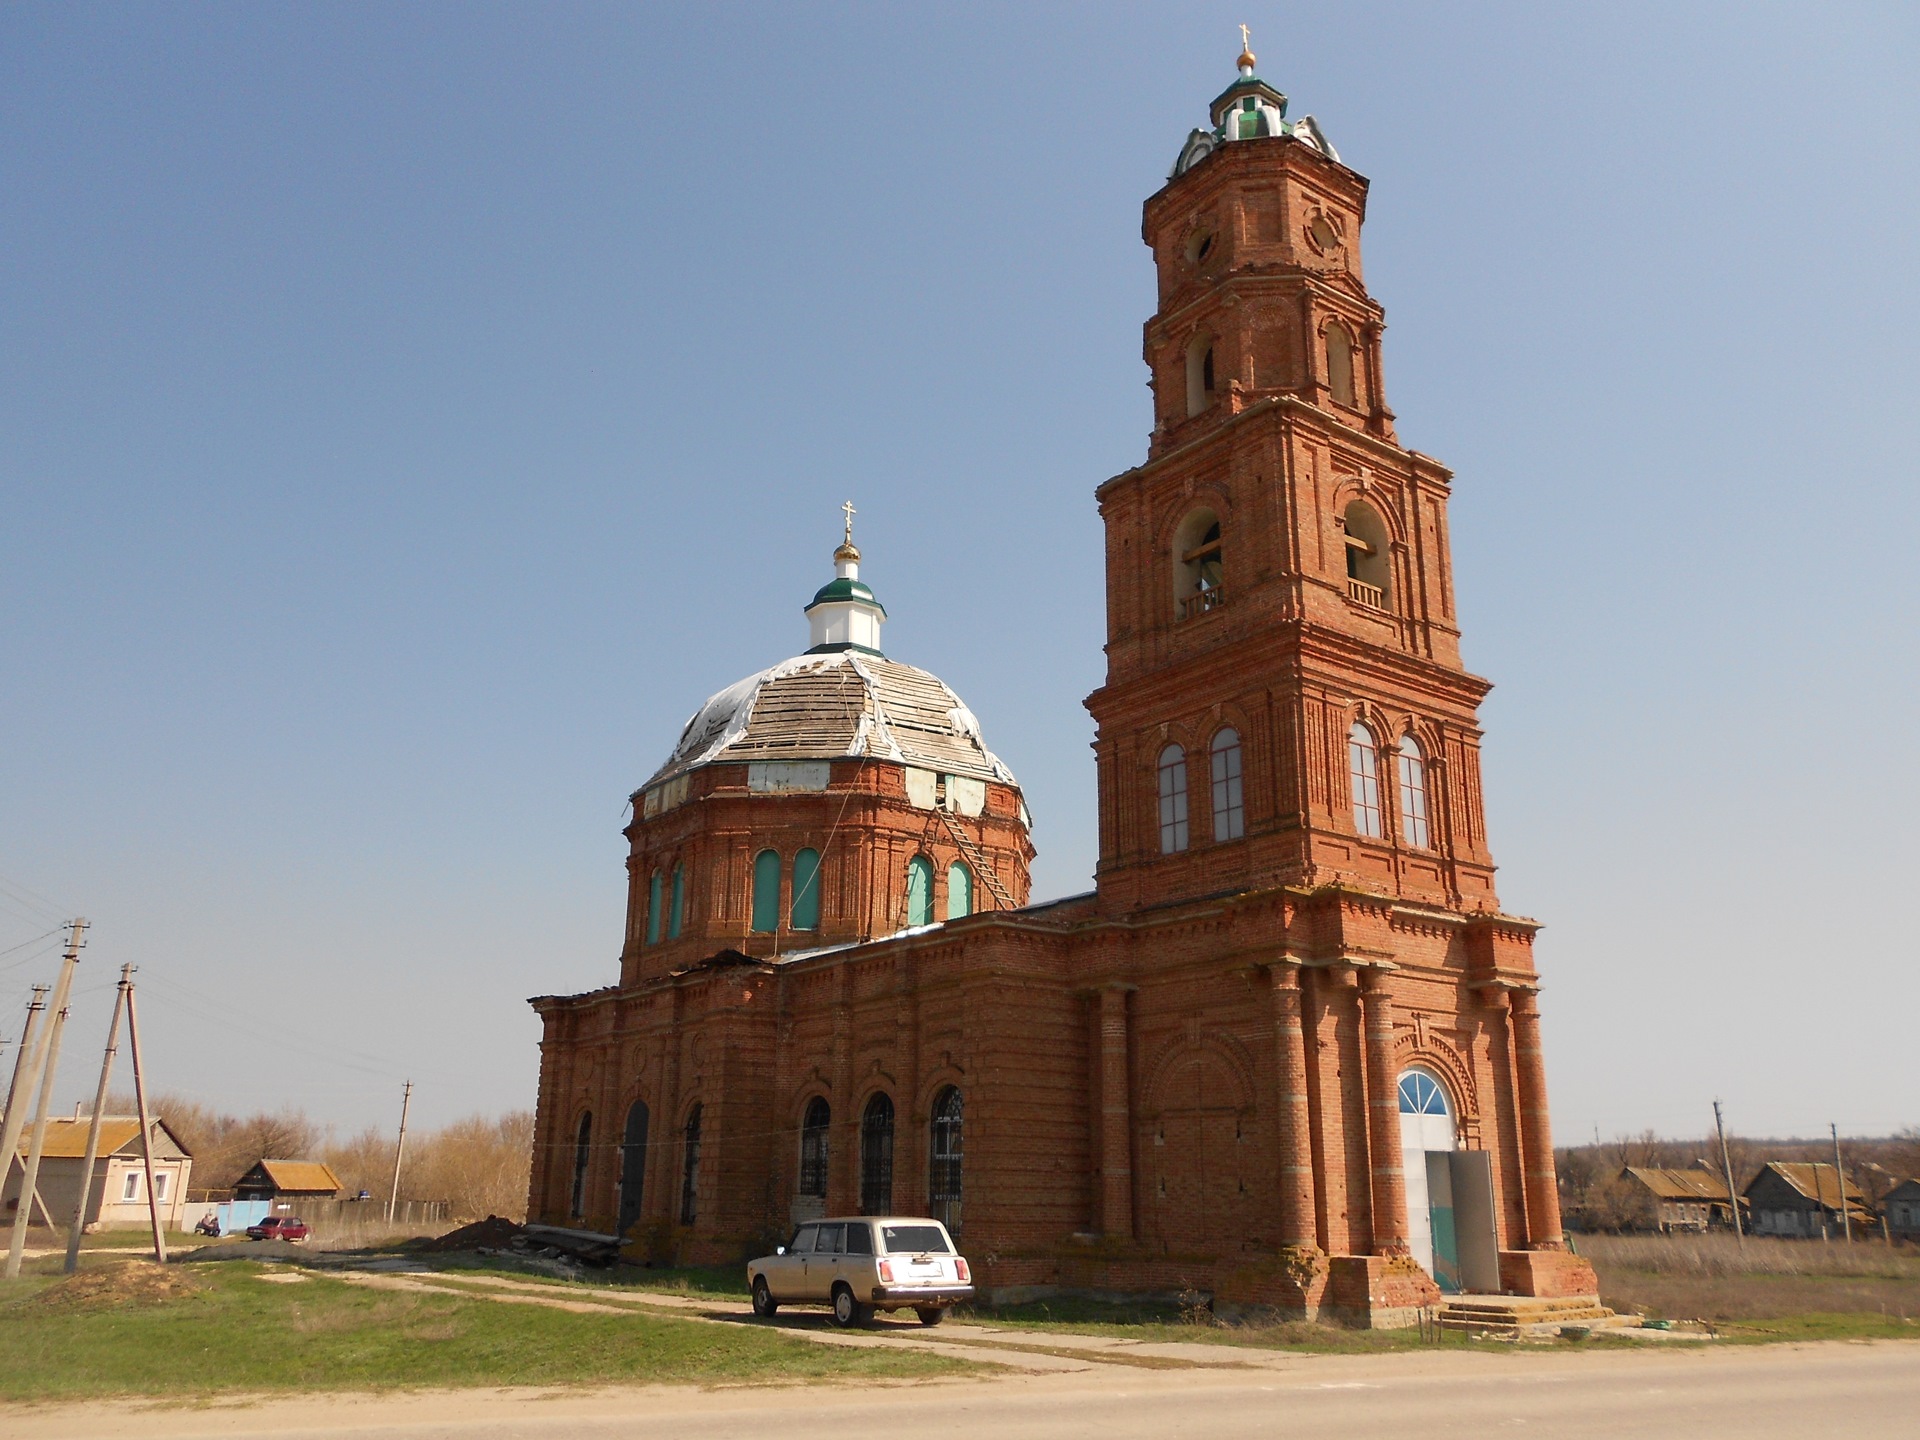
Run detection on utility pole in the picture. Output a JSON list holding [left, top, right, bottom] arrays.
[[386, 1080, 412, 1223], [1713, 1098, 1745, 1250], [4, 919, 86, 1279], [123, 976, 167, 1263], [1, 986, 49, 1134], [64, 966, 130, 1273], [1831, 1122, 1852, 1244]]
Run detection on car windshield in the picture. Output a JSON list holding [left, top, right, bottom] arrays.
[[879, 1224, 950, 1254]]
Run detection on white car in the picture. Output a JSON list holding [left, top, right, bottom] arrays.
[[748, 1215, 973, 1327]]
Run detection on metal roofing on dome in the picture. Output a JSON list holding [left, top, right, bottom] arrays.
[[644, 650, 1017, 792]]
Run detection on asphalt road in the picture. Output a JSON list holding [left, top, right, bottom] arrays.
[[8, 1340, 1918, 1440]]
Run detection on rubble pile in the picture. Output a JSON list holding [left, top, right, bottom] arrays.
[[415, 1215, 528, 1253]]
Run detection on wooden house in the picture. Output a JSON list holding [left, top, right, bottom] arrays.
[[1619, 1164, 1740, 1231], [1744, 1161, 1871, 1238], [1883, 1178, 1920, 1242], [232, 1159, 342, 1204]]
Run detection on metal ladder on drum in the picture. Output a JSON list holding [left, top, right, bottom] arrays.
[[937, 810, 1016, 912]]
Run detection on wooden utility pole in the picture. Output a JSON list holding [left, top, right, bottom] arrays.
[[64, 966, 130, 1273], [1713, 1098, 1744, 1249], [386, 1080, 412, 1223], [123, 976, 167, 1263], [4, 919, 86, 1279], [1831, 1122, 1852, 1244]]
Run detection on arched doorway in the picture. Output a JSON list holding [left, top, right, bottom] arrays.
[[1398, 1069, 1460, 1292], [617, 1100, 649, 1236]]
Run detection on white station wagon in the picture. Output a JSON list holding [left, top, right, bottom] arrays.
[[748, 1216, 973, 1326]]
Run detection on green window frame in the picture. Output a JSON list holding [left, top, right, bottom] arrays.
[[668, 864, 685, 939], [647, 871, 663, 945], [946, 860, 972, 920], [751, 849, 781, 933], [791, 848, 822, 931], [906, 856, 933, 927]]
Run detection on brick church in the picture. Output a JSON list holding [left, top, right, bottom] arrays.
[[527, 45, 1597, 1324]]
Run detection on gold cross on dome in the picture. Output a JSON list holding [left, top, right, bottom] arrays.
[[841, 499, 857, 544], [1240, 23, 1251, 50]]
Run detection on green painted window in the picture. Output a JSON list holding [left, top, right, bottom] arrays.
[[751, 849, 781, 933], [647, 871, 663, 945], [946, 861, 972, 920], [668, 864, 685, 939], [791, 848, 822, 931], [906, 856, 933, 927]]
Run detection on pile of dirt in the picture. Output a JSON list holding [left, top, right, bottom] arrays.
[[33, 1261, 201, 1310], [414, 1215, 527, 1253]]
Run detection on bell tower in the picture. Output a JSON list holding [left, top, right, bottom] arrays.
[[1087, 43, 1501, 917]]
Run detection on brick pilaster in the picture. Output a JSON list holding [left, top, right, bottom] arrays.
[[1360, 969, 1409, 1255], [1510, 987, 1565, 1250], [1268, 962, 1315, 1247]]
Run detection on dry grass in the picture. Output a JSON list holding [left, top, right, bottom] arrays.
[[1578, 1231, 1920, 1323], [1579, 1232, 1917, 1279]]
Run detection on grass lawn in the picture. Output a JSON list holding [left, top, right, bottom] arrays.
[[0, 1256, 974, 1403]]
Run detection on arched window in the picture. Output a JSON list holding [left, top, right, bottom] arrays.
[[1341, 501, 1391, 611], [1350, 724, 1384, 839], [646, 871, 663, 945], [929, 1087, 963, 1233], [1158, 745, 1190, 853], [946, 861, 973, 920], [906, 855, 933, 927], [1185, 332, 1216, 417], [679, 1104, 702, 1224], [570, 1111, 593, 1219], [799, 1097, 830, 1199], [668, 864, 685, 939], [1172, 508, 1225, 619], [617, 1100, 649, 1235], [1210, 728, 1245, 841], [860, 1093, 895, 1215], [1398, 1070, 1450, 1117], [790, 848, 822, 931], [1397, 736, 1431, 849], [1326, 320, 1356, 408], [750, 849, 781, 933]]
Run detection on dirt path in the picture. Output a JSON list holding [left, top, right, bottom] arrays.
[[6, 1338, 1918, 1440]]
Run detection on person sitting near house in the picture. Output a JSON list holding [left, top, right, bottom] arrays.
[[194, 1210, 221, 1237]]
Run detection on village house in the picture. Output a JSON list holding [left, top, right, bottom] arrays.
[[525, 43, 1598, 1327], [1744, 1162, 1872, 1238], [1618, 1164, 1740, 1232], [3, 1116, 193, 1232], [1882, 1177, 1920, 1242], [231, 1159, 342, 1205]]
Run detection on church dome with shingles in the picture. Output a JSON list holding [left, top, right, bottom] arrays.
[[641, 522, 1018, 797], [645, 649, 1017, 792]]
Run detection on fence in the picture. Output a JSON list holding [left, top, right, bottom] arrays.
[[197, 1196, 449, 1237]]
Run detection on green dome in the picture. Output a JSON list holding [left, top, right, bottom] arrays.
[[805, 576, 887, 616]]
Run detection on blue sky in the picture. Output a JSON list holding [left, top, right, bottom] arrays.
[[3, 3, 1915, 1145]]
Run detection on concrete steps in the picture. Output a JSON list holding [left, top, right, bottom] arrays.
[[1434, 1294, 1642, 1339]]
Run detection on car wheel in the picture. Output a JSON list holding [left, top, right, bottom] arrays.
[[830, 1284, 872, 1328], [915, 1306, 945, 1326], [751, 1276, 779, 1318]]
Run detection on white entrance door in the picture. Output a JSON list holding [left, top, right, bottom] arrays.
[[1398, 1070, 1456, 1284]]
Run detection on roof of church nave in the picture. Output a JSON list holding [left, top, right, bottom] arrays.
[[641, 514, 1019, 796]]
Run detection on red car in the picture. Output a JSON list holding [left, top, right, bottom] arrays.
[[245, 1215, 310, 1242]]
